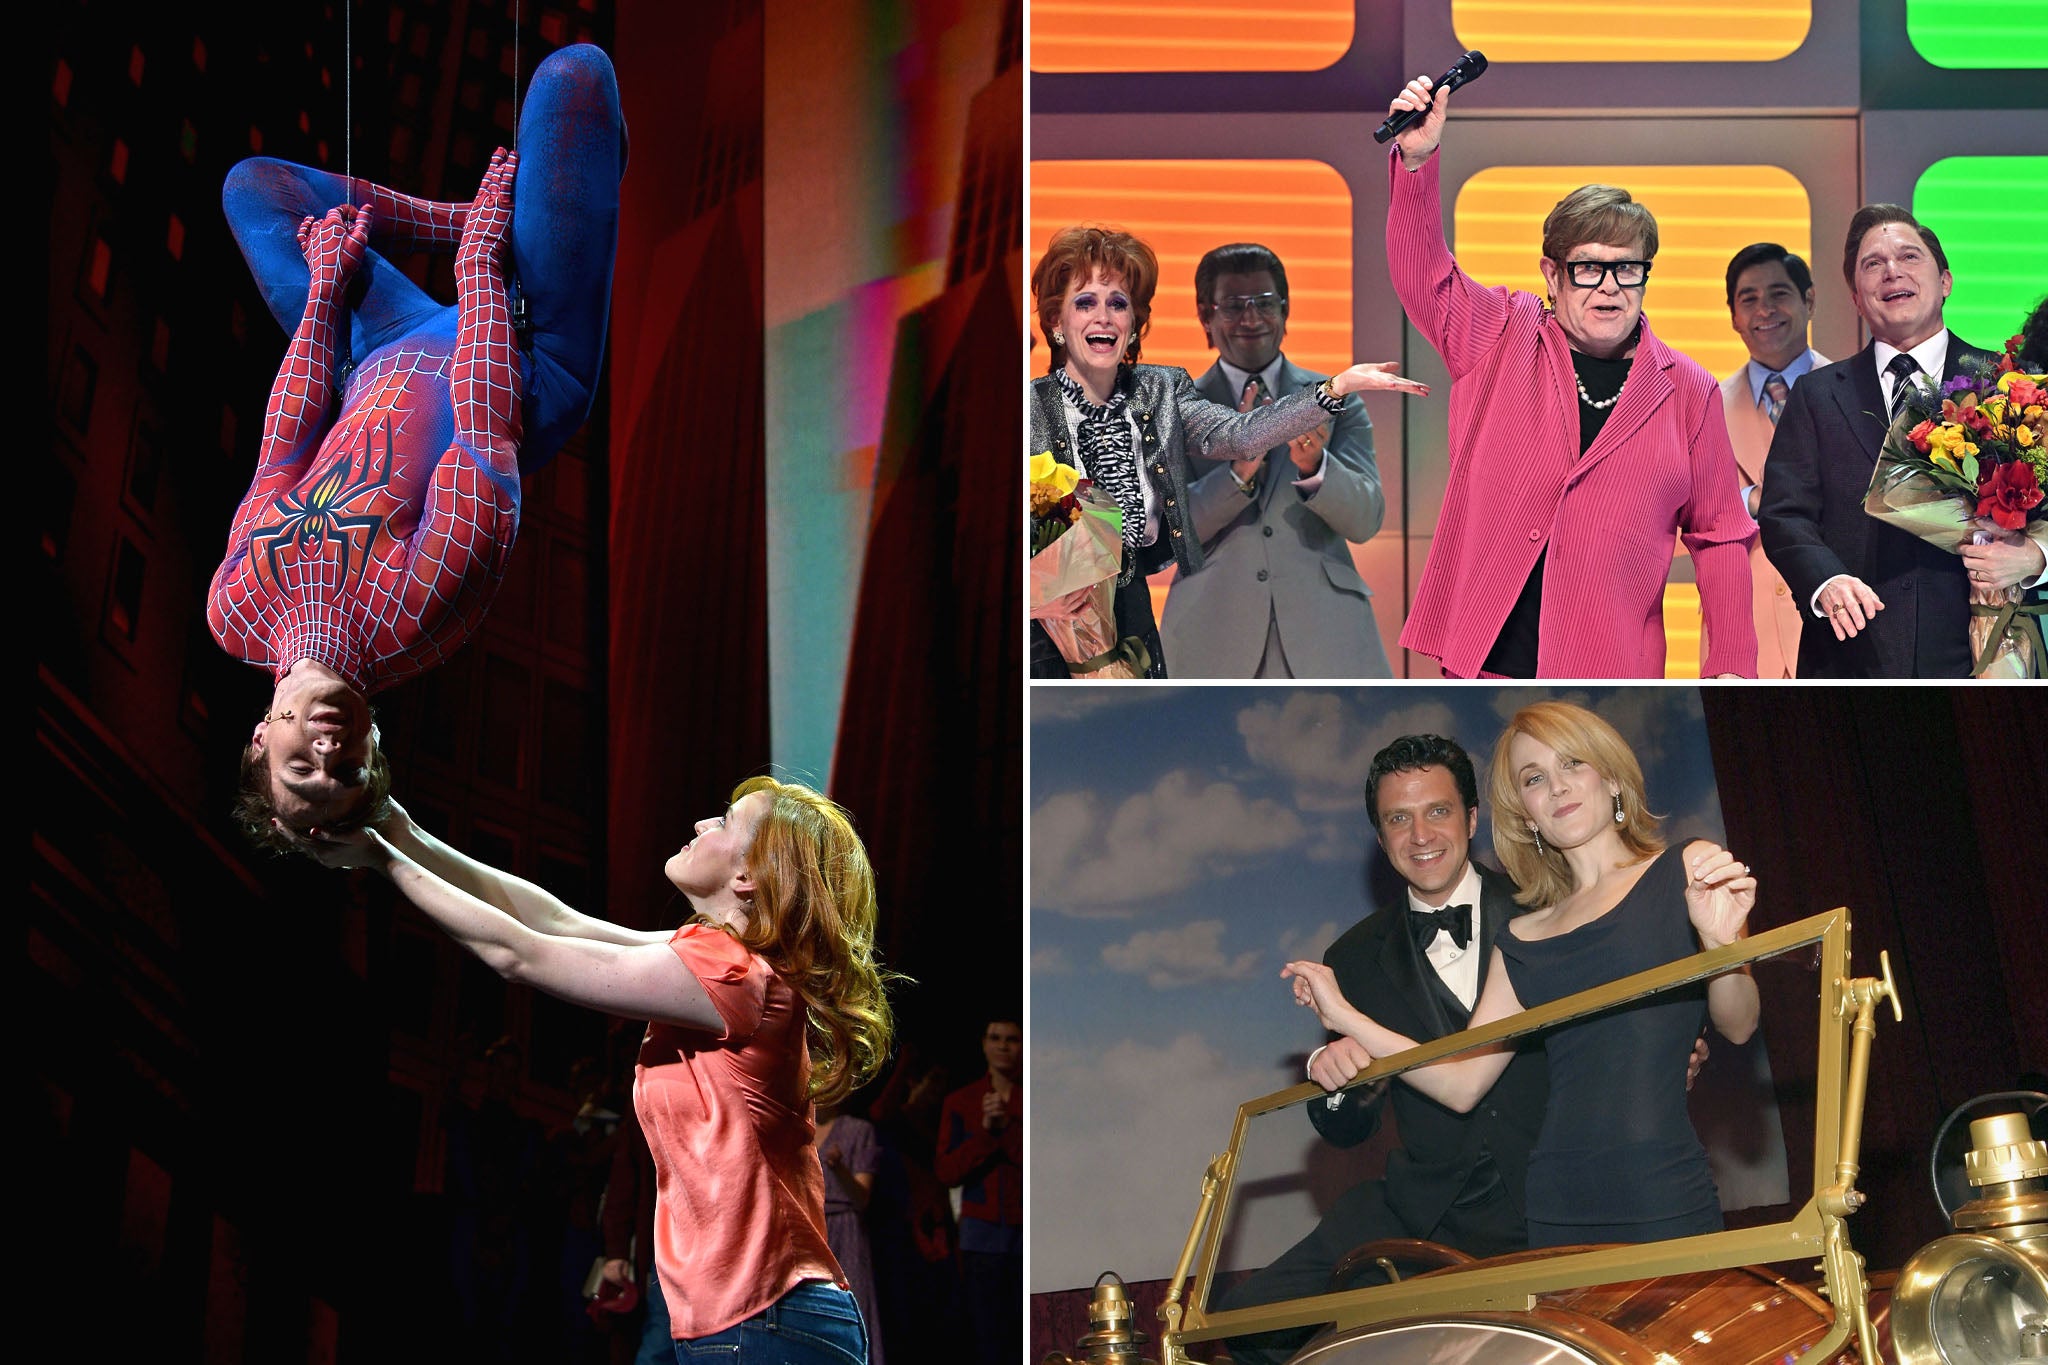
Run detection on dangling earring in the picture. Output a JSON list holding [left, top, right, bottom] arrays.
[[1052, 328, 1065, 347], [1613, 792, 1625, 824], [1530, 823, 1544, 856], [1126, 337, 1139, 360]]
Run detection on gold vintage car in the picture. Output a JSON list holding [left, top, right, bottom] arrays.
[[1048, 910, 2046, 1365]]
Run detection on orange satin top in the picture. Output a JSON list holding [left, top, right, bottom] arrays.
[[633, 922, 843, 1339]]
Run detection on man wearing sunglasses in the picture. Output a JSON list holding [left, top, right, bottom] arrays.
[[1160, 243, 1392, 677], [1381, 74, 1757, 679]]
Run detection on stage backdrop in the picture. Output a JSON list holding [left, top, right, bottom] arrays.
[[1028, 0, 2048, 677], [1028, 685, 1787, 1294]]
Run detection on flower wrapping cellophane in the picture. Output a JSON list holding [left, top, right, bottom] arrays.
[[1864, 410, 2041, 679], [1028, 484, 1140, 679]]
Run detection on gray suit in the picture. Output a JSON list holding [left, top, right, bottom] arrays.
[[1160, 359, 1391, 677]]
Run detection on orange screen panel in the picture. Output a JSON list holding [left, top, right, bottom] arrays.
[[1030, 159, 1355, 380], [1032, 0, 1354, 73], [1453, 0, 1810, 63], [1452, 164, 1812, 382]]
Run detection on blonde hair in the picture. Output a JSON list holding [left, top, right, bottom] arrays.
[[727, 777, 897, 1106], [1486, 701, 1665, 909]]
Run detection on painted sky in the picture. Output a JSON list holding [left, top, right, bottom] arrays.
[[1029, 684, 1742, 1292]]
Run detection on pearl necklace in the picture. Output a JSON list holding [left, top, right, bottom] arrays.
[[1575, 369, 1623, 411]]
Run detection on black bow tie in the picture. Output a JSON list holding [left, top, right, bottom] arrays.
[[1409, 903, 1473, 952]]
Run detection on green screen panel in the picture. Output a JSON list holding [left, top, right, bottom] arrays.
[[1913, 156, 2048, 351], [1907, 1, 2048, 69]]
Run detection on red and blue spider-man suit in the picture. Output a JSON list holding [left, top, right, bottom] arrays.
[[208, 44, 622, 694]]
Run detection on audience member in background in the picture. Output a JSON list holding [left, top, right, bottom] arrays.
[[937, 1019, 1023, 1365], [818, 1102, 887, 1365]]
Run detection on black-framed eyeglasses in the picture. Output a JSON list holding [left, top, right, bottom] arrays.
[[1561, 259, 1652, 289], [1211, 292, 1285, 320]]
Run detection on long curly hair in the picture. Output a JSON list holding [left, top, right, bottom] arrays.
[[1486, 701, 1664, 910], [725, 776, 898, 1106]]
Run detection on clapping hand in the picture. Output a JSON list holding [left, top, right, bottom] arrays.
[[1289, 422, 1331, 476], [1683, 842, 1756, 949]]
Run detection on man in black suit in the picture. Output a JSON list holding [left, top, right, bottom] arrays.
[[1220, 734, 1547, 1365], [1759, 204, 2048, 677]]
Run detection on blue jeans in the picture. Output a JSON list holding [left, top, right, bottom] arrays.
[[673, 1281, 867, 1364], [637, 1269, 673, 1365]]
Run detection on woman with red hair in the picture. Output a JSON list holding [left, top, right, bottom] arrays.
[[289, 778, 894, 1363], [1030, 226, 1428, 677]]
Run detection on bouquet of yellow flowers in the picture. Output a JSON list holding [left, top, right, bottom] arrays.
[[1866, 337, 2048, 677], [1028, 451, 1143, 679]]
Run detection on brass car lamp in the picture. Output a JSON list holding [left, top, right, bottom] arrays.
[[1892, 1109, 2048, 1364], [1042, 1271, 1158, 1365]]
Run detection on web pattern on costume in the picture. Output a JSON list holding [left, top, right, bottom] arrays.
[[209, 161, 523, 693]]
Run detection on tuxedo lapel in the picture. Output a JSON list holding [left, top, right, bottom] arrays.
[[1377, 912, 1456, 1041], [1472, 865, 1519, 996]]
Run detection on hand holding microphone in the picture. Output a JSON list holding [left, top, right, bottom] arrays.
[[1376, 50, 1489, 170]]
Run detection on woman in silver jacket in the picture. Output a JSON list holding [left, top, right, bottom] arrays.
[[1029, 226, 1426, 677]]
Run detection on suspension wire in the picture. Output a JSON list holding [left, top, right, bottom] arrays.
[[507, 0, 530, 347], [339, 0, 356, 381], [344, 0, 353, 202]]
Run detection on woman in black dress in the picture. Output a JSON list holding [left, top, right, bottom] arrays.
[[1284, 700, 1758, 1246]]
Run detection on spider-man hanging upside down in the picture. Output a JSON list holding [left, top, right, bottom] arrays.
[[209, 44, 624, 850]]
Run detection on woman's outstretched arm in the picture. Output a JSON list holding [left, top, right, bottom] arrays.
[[1281, 947, 1524, 1112], [292, 823, 724, 1032], [374, 802, 664, 947]]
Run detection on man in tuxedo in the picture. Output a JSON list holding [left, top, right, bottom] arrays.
[[1220, 734, 1545, 1365], [1759, 204, 2048, 677], [1713, 244, 1828, 678], [1158, 244, 1391, 677]]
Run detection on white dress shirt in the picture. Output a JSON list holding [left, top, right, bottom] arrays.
[[1409, 860, 1485, 1011]]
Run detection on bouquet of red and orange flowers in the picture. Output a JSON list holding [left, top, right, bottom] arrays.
[[1866, 336, 2048, 677], [1028, 451, 1144, 679]]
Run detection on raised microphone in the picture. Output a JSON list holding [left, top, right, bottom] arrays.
[[1373, 50, 1489, 144]]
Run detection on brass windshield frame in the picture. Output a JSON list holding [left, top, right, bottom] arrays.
[[1160, 907, 1863, 1351]]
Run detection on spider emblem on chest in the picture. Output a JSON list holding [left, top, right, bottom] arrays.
[[250, 419, 396, 591]]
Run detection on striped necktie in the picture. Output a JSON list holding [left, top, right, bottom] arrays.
[[1761, 373, 1789, 425], [1887, 353, 1922, 424]]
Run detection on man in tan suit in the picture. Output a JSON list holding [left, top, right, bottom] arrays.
[[1712, 243, 1826, 678]]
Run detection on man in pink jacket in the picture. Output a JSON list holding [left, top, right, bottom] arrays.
[[1382, 75, 1757, 679]]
